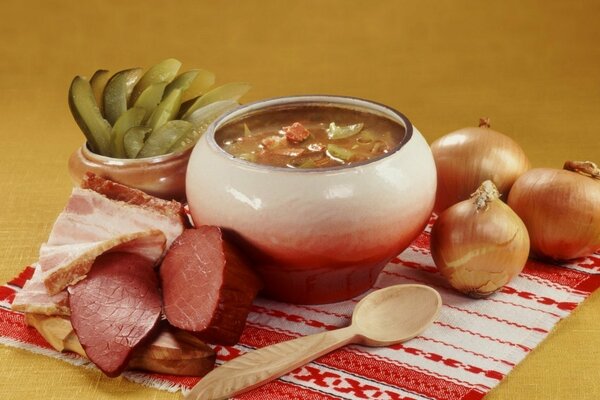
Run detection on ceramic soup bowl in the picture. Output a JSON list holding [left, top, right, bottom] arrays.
[[186, 95, 436, 304]]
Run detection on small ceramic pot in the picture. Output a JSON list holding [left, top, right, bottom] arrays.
[[68, 144, 192, 201], [186, 95, 437, 304]]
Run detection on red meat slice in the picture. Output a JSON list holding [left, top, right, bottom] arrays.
[[161, 227, 262, 345], [68, 252, 162, 377]]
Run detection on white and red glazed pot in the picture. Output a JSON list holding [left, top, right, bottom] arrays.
[[186, 96, 437, 304]]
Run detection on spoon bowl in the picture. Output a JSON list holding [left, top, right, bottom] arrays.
[[353, 284, 442, 346], [186, 284, 442, 400]]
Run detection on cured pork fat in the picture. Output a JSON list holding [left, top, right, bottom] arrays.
[[11, 264, 70, 315], [161, 227, 262, 345], [38, 173, 186, 295], [13, 230, 166, 312], [46, 187, 182, 248], [81, 172, 186, 221], [41, 229, 166, 295], [68, 252, 162, 377]]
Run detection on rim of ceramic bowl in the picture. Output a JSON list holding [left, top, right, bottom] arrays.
[[205, 95, 414, 173], [81, 142, 192, 166]]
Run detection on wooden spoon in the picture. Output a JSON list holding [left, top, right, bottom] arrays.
[[185, 284, 442, 400]]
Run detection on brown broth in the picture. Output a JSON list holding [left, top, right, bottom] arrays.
[[215, 105, 406, 169]]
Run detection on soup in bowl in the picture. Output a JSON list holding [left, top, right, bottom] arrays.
[[186, 96, 436, 304]]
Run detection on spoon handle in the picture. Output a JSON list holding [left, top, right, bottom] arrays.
[[185, 326, 358, 400]]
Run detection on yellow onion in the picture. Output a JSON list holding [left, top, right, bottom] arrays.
[[430, 180, 530, 298], [507, 160, 600, 261], [431, 118, 531, 213]]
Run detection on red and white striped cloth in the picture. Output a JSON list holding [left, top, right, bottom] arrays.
[[1, 227, 599, 400]]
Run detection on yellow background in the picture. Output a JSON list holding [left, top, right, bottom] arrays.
[[1, 0, 599, 398]]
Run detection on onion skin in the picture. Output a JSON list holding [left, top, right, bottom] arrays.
[[430, 181, 530, 298], [431, 119, 530, 213], [507, 165, 600, 261]]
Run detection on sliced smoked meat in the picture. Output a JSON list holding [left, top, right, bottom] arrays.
[[161, 227, 262, 345], [68, 252, 162, 377]]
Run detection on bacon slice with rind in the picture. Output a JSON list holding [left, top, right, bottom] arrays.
[[11, 264, 70, 316], [13, 230, 166, 311], [47, 187, 182, 248], [14, 174, 184, 313], [41, 229, 166, 295], [80, 172, 187, 224]]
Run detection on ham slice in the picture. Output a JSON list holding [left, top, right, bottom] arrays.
[[68, 252, 162, 377], [161, 227, 262, 345]]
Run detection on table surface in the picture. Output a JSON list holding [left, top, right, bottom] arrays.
[[1, 1, 599, 399]]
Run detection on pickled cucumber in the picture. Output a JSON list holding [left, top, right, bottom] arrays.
[[327, 122, 364, 140], [89, 69, 110, 114], [68, 76, 112, 155], [169, 100, 237, 153], [137, 120, 193, 158], [124, 126, 151, 158], [69, 59, 249, 158], [183, 99, 238, 132], [103, 68, 143, 125], [181, 82, 250, 119], [168, 128, 199, 153], [164, 70, 200, 99], [147, 88, 182, 131], [326, 144, 354, 162], [129, 58, 181, 105], [111, 107, 146, 158], [133, 82, 168, 122], [181, 69, 215, 102]]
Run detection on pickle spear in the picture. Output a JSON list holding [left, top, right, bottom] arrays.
[[133, 82, 168, 122], [171, 100, 238, 153], [90, 69, 110, 114], [137, 120, 193, 158], [69, 76, 112, 155], [183, 100, 238, 132], [147, 88, 183, 131], [164, 70, 199, 100], [181, 82, 250, 119], [129, 58, 181, 106], [103, 68, 143, 125], [111, 107, 146, 158], [124, 126, 152, 158], [177, 69, 216, 102]]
